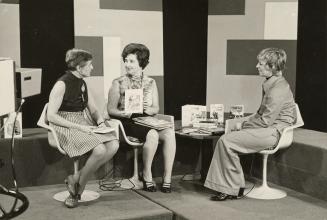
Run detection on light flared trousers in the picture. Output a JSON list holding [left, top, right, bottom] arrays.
[[204, 127, 279, 196]]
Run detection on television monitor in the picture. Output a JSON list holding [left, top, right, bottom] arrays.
[[0, 58, 16, 117], [15, 68, 42, 98]]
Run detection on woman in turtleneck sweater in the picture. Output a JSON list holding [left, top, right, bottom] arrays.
[[107, 43, 176, 193]]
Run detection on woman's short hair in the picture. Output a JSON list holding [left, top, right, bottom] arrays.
[[257, 48, 287, 74], [65, 48, 93, 70], [122, 43, 150, 69]]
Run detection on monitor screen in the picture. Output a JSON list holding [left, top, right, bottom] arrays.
[[0, 59, 16, 117]]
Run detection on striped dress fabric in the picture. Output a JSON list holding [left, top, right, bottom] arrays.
[[50, 111, 117, 158]]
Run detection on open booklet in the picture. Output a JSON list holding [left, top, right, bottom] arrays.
[[92, 127, 115, 134], [133, 116, 173, 130]]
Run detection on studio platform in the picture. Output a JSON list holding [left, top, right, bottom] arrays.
[[1, 177, 327, 220]]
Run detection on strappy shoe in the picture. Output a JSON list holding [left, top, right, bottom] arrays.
[[64, 194, 79, 208], [161, 182, 171, 193], [140, 176, 156, 192], [65, 174, 80, 196]]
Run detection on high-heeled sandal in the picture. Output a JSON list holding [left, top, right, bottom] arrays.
[[140, 176, 157, 192], [161, 182, 171, 193]]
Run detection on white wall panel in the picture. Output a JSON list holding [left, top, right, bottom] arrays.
[[264, 2, 298, 39], [0, 4, 20, 66]]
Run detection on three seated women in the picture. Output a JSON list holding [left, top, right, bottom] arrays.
[[48, 45, 294, 208]]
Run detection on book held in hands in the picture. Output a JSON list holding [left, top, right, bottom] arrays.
[[92, 126, 115, 134], [125, 89, 143, 114]]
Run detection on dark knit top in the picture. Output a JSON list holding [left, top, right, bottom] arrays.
[[58, 71, 88, 112]]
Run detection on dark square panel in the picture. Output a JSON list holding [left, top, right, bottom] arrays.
[[226, 40, 297, 94], [209, 0, 245, 15], [100, 0, 162, 11], [75, 36, 103, 76]]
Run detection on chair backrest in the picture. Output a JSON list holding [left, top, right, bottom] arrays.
[[37, 103, 67, 155], [293, 103, 304, 128], [262, 103, 304, 154], [109, 118, 144, 147]]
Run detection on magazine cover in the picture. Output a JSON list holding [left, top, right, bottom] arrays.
[[125, 89, 143, 114], [210, 104, 224, 123], [181, 105, 207, 127], [229, 105, 244, 118], [3, 112, 23, 138]]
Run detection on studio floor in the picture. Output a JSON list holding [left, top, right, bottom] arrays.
[[2, 176, 327, 220]]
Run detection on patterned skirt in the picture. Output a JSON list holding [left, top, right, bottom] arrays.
[[50, 111, 117, 158]]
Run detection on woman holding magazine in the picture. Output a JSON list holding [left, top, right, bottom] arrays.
[[47, 48, 119, 208], [107, 43, 176, 193]]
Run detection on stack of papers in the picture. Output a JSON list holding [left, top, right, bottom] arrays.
[[198, 127, 224, 135], [92, 127, 115, 134], [133, 116, 173, 130], [193, 120, 217, 129]]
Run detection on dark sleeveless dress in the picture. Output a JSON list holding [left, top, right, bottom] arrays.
[[50, 71, 117, 158]]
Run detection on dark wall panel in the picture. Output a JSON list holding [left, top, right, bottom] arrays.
[[163, 0, 208, 119], [20, 0, 74, 128], [226, 40, 297, 94], [75, 36, 103, 76], [100, 0, 162, 11], [296, 0, 327, 132], [151, 75, 164, 114], [208, 0, 245, 15]]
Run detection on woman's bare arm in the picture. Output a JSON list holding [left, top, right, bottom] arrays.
[[107, 80, 131, 118]]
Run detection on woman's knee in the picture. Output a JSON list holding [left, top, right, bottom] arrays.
[[92, 144, 107, 158], [160, 128, 175, 141], [146, 129, 159, 144], [107, 140, 119, 152], [218, 135, 228, 150]]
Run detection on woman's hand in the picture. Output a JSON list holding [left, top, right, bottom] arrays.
[[122, 112, 132, 118], [97, 122, 107, 128], [144, 106, 155, 116]]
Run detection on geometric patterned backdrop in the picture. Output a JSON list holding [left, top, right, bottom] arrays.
[[74, 0, 164, 112], [226, 39, 297, 93], [207, 0, 298, 113]]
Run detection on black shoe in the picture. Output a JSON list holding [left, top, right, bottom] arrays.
[[161, 182, 171, 193], [210, 192, 238, 201], [140, 176, 157, 192]]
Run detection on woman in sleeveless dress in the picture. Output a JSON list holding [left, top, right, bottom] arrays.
[[47, 48, 119, 208], [107, 43, 176, 193]]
